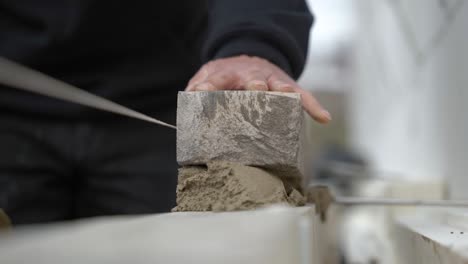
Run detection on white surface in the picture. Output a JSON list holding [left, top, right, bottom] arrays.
[[444, 208, 468, 231], [340, 178, 446, 264], [300, 0, 356, 92], [395, 211, 468, 264], [350, 0, 468, 200], [0, 206, 323, 264]]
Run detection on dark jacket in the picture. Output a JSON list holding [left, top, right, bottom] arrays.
[[0, 0, 313, 119]]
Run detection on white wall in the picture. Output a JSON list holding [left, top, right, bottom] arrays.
[[350, 0, 468, 198], [302, 0, 356, 92]]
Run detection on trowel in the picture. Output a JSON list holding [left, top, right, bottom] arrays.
[[0, 57, 176, 130]]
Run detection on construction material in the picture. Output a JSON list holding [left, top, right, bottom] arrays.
[[0, 57, 176, 130], [0, 206, 326, 264], [176, 91, 304, 168], [395, 212, 468, 264], [173, 161, 305, 212], [177, 91, 305, 187], [175, 91, 307, 211]]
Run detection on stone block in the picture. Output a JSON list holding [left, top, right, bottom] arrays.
[[177, 91, 304, 183]]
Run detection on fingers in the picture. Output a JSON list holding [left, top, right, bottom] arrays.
[[268, 76, 331, 124], [268, 78, 295, 92], [184, 55, 331, 124], [188, 69, 269, 92], [187, 67, 239, 91], [299, 90, 332, 123], [186, 68, 209, 91], [194, 71, 239, 91], [243, 70, 269, 91]]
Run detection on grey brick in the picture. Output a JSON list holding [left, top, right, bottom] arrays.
[[177, 91, 305, 183]]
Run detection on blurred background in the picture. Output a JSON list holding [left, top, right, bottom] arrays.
[[300, 0, 468, 263]]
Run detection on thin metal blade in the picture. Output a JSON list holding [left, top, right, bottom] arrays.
[[334, 196, 468, 207], [307, 185, 468, 222], [0, 57, 177, 130]]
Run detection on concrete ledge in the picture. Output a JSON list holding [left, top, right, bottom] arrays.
[[0, 206, 326, 264], [394, 211, 468, 264], [445, 209, 468, 231]]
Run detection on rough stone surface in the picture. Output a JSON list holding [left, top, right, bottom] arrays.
[[172, 161, 305, 212], [177, 91, 305, 183]]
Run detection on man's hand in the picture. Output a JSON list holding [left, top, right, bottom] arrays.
[[186, 55, 331, 123]]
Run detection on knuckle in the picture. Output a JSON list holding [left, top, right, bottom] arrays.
[[242, 69, 263, 79], [216, 72, 235, 80]]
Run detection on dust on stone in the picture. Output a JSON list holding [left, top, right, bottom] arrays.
[[172, 161, 305, 212]]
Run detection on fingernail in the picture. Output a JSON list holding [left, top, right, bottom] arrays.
[[322, 110, 332, 121]]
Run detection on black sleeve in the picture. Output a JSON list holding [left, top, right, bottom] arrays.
[[202, 0, 314, 80]]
